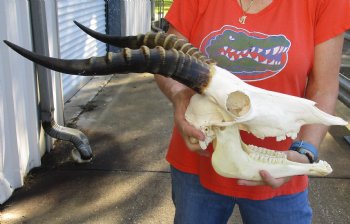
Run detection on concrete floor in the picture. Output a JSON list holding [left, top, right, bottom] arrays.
[[0, 72, 349, 224]]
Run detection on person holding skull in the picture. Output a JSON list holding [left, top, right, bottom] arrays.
[[155, 0, 350, 223]]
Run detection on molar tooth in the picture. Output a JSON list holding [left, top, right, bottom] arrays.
[[268, 157, 276, 163], [287, 132, 297, 139], [272, 158, 280, 164], [250, 153, 259, 160], [279, 157, 287, 164], [247, 145, 256, 154], [262, 156, 270, 163], [276, 135, 286, 141], [273, 151, 287, 159], [262, 148, 270, 155]]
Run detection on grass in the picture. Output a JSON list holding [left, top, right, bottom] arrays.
[[164, 0, 173, 11]]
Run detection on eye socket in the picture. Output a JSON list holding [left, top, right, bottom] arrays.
[[226, 91, 251, 117]]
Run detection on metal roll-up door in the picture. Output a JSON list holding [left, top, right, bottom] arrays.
[[57, 0, 106, 102]]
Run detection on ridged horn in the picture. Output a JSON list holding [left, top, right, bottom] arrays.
[[3, 40, 212, 93], [74, 20, 215, 64]]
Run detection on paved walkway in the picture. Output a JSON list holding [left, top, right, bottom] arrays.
[[0, 71, 349, 223]]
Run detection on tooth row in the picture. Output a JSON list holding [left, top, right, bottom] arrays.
[[248, 145, 287, 159], [249, 153, 287, 164], [276, 132, 298, 142]]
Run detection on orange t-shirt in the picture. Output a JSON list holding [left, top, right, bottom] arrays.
[[165, 0, 350, 200]]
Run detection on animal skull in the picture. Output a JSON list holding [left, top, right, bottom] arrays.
[[4, 26, 348, 180], [186, 66, 346, 180]]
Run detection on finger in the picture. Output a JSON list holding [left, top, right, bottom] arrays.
[[237, 170, 275, 187], [184, 123, 205, 141], [184, 136, 210, 156], [184, 136, 202, 152], [238, 171, 290, 188], [260, 170, 290, 189], [186, 142, 209, 156], [176, 116, 205, 141]]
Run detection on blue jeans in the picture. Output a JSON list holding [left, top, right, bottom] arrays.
[[171, 166, 312, 224]]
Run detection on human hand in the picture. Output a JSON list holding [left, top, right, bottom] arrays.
[[172, 88, 208, 156], [237, 150, 310, 188]]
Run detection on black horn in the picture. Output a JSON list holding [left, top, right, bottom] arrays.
[[74, 20, 215, 64], [74, 20, 142, 49], [3, 40, 212, 93]]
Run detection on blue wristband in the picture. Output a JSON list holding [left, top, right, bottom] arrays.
[[289, 140, 319, 163]]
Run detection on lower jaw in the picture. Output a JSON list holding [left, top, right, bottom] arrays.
[[210, 126, 332, 181]]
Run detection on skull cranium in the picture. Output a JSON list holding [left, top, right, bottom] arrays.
[[186, 66, 346, 180]]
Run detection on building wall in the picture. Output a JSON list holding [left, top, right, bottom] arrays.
[[0, 0, 41, 203], [107, 0, 151, 52], [122, 0, 151, 35], [0, 0, 152, 204]]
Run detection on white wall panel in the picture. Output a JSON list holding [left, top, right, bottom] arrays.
[[0, 0, 41, 203], [123, 0, 151, 35], [57, 0, 106, 102]]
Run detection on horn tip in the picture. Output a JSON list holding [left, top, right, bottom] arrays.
[[3, 40, 15, 49], [74, 20, 84, 29]]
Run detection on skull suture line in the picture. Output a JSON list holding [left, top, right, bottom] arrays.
[[4, 23, 348, 180]]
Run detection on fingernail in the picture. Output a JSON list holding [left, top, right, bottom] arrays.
[[189, 137, 198, 144]]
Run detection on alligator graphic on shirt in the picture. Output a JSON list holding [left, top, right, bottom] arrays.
[[200, 26, 291, 81]]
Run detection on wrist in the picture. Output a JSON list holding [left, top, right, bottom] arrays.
[[289, 140, 319, 163], [171, 88, 194, 107]]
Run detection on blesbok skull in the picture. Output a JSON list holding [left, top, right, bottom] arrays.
[[185, 66, 342, 180], [3, 21, 347, 180]]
